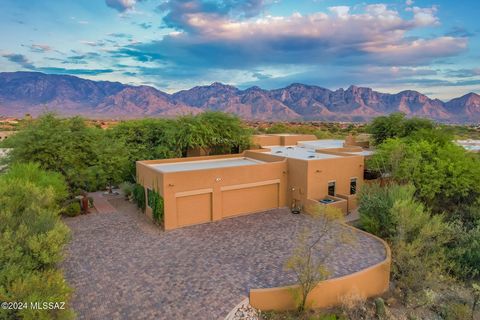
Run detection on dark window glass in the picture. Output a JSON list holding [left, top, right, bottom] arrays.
[[328, 182, 335, 196], [350, 178, 357, 195]]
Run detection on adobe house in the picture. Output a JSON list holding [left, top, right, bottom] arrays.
[[136, 134, 373, 230]]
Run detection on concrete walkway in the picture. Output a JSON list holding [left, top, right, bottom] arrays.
[[62, 199, 386, 320]]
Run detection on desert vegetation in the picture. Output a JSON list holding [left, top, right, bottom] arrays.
[[0, 111, 251, 319], [261, 114, 479, 320], [1, 111, 479, 319], [359, 113, 480, 319]]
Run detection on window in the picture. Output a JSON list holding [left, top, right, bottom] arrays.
[[328, 181, 335, 196], [350, 178, 357, 195]]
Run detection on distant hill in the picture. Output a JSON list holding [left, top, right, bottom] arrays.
[[0, 71, 479, 122]]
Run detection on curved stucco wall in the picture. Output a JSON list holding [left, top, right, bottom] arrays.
[[249, 227, 391, 311]]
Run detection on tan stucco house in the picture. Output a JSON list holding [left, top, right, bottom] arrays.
[[137, 134, 372, 230]]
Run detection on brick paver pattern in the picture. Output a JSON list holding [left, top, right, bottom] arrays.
[[62, 199, 386, 320]]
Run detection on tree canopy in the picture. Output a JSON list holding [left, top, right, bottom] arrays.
[[367, 113, 435, 145]]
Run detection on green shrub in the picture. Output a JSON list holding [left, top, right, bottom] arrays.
[[132, 183, 146, 212], [442, 302, 471, 320], [2, 270, 75, 320], [119, 181, 134, 199], [0, 166, 72, 319], [63, 202, 81, 217], [358, 183, 414, 240], [147, 189, 164, 224]]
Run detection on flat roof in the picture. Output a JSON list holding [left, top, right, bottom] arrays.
[[345, 150, 375, 156], [266, 146, 341, 160], [297, 140, 345, 149], [148, 157, 265, 173]]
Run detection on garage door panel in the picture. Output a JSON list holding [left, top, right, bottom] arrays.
[[177, 193, 212, 227], [222, 183, 278, 218]]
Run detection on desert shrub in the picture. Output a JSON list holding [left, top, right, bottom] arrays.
[[119, 182, 134, 199], [390, 198, 452, 305], [132, 183, 146, 212], [442, 302, 471, 320], [63, 202, 81, 217], [449, 225, 480, 281], [4, 270, 74, 320], [358, 183, 414, 239], [340, 290, 368, 320], [0, 165, 73, 319]]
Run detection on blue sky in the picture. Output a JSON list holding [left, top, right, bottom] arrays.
[[1, 0, 479, 100]]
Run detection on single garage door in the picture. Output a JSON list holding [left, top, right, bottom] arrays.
[[222, 183, 279, 218], [176, 192, 212, 227]]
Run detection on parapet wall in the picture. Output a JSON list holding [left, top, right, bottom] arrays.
[[249, 226, 391, 311]]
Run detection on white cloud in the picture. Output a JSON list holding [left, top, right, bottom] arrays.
[[105, 0, 137, 12], [126, 3, 467, 69], [328, 6, 350, 19], [412, 6, 439, 26]]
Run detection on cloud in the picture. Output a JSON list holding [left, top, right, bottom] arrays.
[[252, 72, 271, 80], [37, 67, 114, 76], [363, 37, 467, 65], [112, 48, 165, 62], [445, 26, 475, 38], [406, 0, 414, 6], [108, 32, 133, 39], [119, 3, 465, 71], [1, 53, 35, 69], [445, 68, 480, 78], [63, 52, 101, 65], [411, 6, 439, 26], [135, 22, 152, 29], [158, 0, 267, 31], [105, 0, 137, 12], [29, 44, 52, 53], [328, 6, 350, 18], [80, 40, 107, 47]]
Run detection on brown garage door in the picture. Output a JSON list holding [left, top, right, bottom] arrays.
[[222, 183, 279, 218], [176, 192, 212, 227]]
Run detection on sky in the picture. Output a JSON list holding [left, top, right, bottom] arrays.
[[0, 0, 479, 100]]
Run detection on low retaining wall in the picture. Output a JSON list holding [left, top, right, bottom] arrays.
[[249, 227, 391, 311]]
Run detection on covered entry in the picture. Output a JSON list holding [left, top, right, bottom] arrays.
[[221, 180, 280, 218], [176, 190, 212, 227]]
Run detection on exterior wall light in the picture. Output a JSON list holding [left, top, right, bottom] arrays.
[[215, 177, 222, 182]]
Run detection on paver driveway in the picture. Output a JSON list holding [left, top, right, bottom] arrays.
[[63, 197, 386, 320]]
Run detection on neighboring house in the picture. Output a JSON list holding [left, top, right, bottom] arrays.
[[456, 139, 480, 152], [137, 134, 373, 230]]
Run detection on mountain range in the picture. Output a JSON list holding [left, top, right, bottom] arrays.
[[0, 71, 479, 123]]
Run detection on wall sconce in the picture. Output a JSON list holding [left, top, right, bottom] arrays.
[[316, 169, 321, 173], [168, 183, 174, 187], [215, 177, 222, 182]]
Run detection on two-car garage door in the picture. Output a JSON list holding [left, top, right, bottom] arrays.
[[221, 183, 279, 218], [175, 181, 280, 227]]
